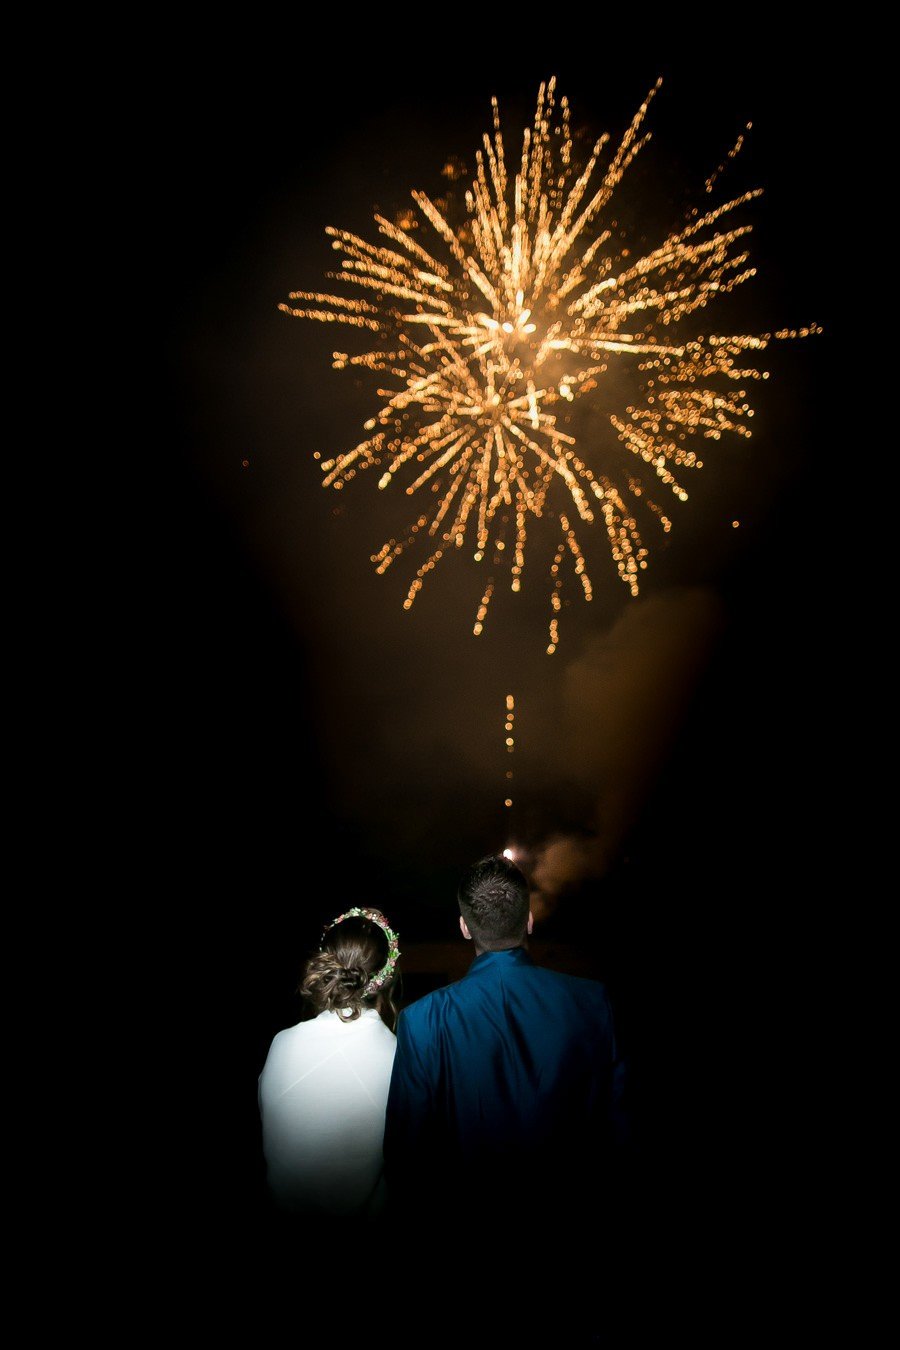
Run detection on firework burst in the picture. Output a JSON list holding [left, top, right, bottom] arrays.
[[280, 78, 818, 652]]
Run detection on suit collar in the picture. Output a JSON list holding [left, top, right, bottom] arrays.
[[467, 946, 533, 975]]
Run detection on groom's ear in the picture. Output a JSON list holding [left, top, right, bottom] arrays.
[[527, 911, 534, 935], [459, 915, 472, 941]]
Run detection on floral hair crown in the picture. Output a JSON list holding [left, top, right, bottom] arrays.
[[322, 906, 401, 998]]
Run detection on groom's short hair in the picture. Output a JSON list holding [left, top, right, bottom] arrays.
[[458, 854, 530, 949]]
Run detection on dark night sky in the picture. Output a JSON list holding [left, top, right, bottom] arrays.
[[136, 26, 857, 1330], [154, 47, 842, 907], [157, 42, 837, 904]]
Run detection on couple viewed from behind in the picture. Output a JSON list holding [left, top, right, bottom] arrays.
[[258, 853, 627, 1341]]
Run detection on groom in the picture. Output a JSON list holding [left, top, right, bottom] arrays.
[[384, 853, 627, 1335]]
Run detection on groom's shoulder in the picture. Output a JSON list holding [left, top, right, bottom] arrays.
[[529, 963, 615, 1016], [399, 976, 465, 1028]]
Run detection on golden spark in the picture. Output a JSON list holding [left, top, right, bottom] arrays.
[[281, 78, 819, 651]]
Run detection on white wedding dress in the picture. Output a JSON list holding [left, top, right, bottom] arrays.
[[258, 1008, 397, 1218]]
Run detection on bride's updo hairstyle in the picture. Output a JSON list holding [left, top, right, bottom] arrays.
[[300, 907, 401, 1032]]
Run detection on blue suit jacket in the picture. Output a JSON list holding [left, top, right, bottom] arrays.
[[384, 946, 625, 1227]]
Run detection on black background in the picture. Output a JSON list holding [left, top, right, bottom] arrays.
[[120, 25, 858, 1336]]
